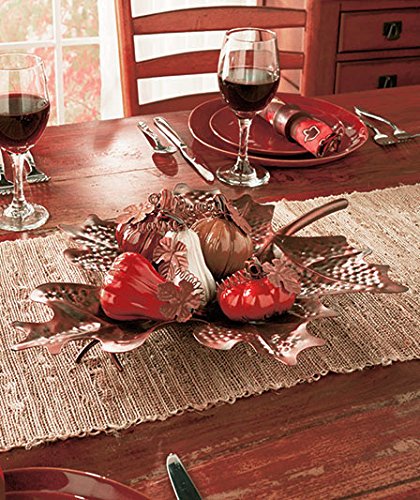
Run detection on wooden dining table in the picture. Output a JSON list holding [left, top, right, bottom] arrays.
[[1, 85, 419, 499]]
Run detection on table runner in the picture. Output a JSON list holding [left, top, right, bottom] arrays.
[[0, 184, 419, 452]]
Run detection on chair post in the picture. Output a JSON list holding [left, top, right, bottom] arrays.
[[115, 0, 138, 116]]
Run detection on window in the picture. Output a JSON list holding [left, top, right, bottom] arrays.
[[0, 1, 258, 123], [0, 0, 102, 125]]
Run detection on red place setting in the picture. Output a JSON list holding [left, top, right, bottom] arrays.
[[188, 93, 369, 168]]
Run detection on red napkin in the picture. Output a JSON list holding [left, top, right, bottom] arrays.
[[260, 98, 343, 157]]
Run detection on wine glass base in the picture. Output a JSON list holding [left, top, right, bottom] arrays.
[[0, 203, 49, 232], [216, 164, 270, 187]]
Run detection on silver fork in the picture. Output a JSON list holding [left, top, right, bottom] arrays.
[[359, 117, 397, 147], [354, 106, 417, 141], [0, 151, 50, 195], [0, 151, 14, 195], [25, 151, 51, 183]]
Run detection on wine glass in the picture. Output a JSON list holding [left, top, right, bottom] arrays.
[[0, 53, 50, 232], [217, 28, 280, 187]]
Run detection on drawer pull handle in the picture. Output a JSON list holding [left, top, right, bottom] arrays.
[[378, 75, 398, 89], [383, 21, 402, 41]]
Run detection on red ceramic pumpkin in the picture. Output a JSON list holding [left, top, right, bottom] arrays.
[[217, 275, 296, 322], [100, 252, 168, 321]]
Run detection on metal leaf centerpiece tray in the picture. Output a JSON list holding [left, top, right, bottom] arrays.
[[11, 184, 407, 370]]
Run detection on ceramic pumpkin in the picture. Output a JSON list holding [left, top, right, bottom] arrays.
[[217, 272, 296, 322], [115, 220, 163, 262], [100, 252, 169, 321], [192, 217, 253, 280], [162, 229, 217, 304]]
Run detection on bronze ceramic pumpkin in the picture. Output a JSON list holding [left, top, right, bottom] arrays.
[[192, 217, 253, 280], [116, 220, 163, 262]]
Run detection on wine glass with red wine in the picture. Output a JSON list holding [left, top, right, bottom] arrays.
[[217, 28, 280, 187], [0, 53, 50, 231]]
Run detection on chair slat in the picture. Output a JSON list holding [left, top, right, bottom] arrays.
[[133, 7, 306, 35], [137, 92, 220, 115], [115, 2, 308, 116], [136, 50, 304, 79]]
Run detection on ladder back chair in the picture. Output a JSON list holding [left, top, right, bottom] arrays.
[[115, 2, 306, 116]]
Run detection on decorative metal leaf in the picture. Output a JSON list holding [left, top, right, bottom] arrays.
[[12, 300, 108, 355], [153, 236, 188, 279], [60, 214, 119, 272], [262, 257, 301, 294], [192, 298, 334, 365], [157, 280, 202, 323], [31, 282, 100, 314], [11, 283, 161, 355], [274, 235, 408, 297], [232, 193, 274, 249]]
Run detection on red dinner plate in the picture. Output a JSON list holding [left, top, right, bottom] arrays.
[[210, 106, 305, 156], [4, 467, 149, 500], [188, 94, 369, 168]]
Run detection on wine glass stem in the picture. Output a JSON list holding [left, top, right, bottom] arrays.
[[9, 153, 32, 216], [234, 117, 254, 176]]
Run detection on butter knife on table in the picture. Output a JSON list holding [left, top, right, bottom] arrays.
[[166, 453, 202, 500], [153, 117, 215, 183]]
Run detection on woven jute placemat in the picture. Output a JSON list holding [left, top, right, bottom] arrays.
[[0, 184, 419, 452]]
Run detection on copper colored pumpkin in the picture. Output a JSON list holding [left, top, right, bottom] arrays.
[[116, 221, 163, 262], [192, 218, 253, 280]]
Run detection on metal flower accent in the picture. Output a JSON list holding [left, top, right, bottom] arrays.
[[153, 237, 188, 278], [115, 201, 155, 225], [157, 280, 202, 323], [262, 257, 302, 294], [11, 184, 407, 369]]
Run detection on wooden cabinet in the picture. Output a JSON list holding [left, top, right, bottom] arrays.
[[335, 57, 420, 93], [263, 0, 420, 95]]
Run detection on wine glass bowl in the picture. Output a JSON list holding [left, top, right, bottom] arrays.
[[0, 53, 50, 231], [216, 28, 280, 187]]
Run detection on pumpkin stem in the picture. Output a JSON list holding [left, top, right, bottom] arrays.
[[213, 193, 251, 235], [162, 210, 187, 229], [214, 193, 228, 214], [245, 257, 266, 279]]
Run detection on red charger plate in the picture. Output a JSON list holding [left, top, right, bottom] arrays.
[[210, 106, 305, 156], [4, 467, 149, 500], [188, 94, 369, 168]]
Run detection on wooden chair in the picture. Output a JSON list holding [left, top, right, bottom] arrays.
[[115, 2, 306, 117]]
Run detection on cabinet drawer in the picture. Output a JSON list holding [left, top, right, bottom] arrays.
[[338, 9, 420, 52], [335, 57, 420, 93]]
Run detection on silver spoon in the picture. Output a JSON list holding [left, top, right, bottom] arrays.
[[137, 121, 177, 154]]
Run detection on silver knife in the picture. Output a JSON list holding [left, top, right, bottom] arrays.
[[166, 453, 202, 500], [153, 117, 215, 183]]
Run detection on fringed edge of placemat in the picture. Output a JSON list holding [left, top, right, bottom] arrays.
[[4, 354, 418, 453]]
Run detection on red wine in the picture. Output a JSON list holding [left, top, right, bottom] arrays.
[[218, 67, 279, 114], [0, 93, 50, 153]]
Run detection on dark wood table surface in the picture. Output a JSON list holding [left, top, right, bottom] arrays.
[[1, 86, 419, 499]]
